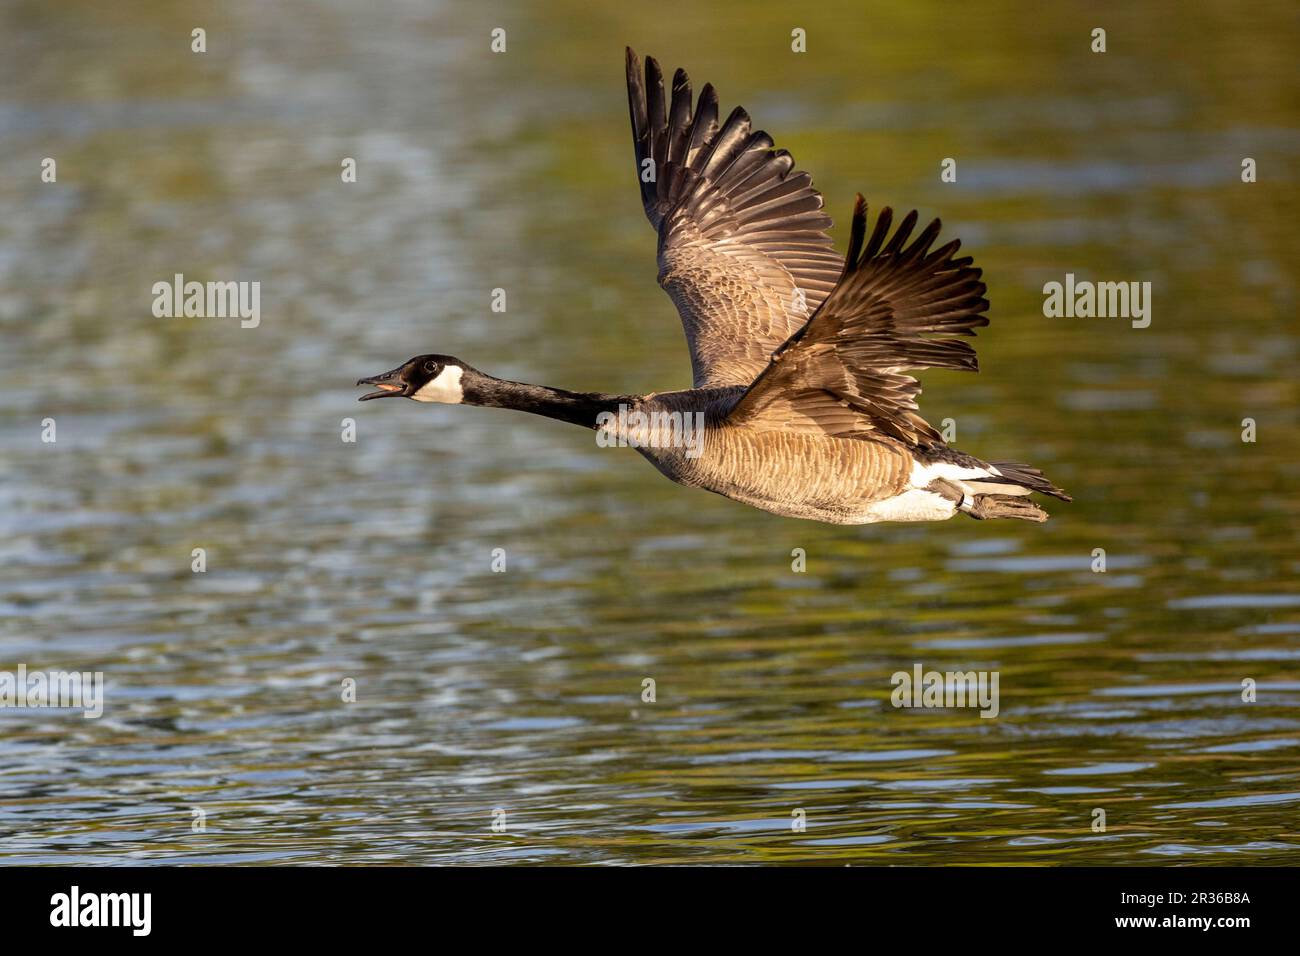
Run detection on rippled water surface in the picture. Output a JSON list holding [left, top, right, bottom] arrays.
[[1, 1, 1298, 864]]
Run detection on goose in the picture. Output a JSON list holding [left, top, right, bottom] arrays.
[[356, 48, 1070, 524]]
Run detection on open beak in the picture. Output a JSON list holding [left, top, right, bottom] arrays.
[[356, 364, 411, 401]]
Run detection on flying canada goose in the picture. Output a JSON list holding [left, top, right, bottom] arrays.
[[357, 48, 1070, 524]]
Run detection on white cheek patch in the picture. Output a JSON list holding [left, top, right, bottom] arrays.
[[411, 365, 464, 404]]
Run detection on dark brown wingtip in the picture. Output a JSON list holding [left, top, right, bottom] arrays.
[[625, 47, 641, 94], [626, 47, 647, 147], [671, 67, 690, 93], [843, 193, 869, 273], [883, 209, 919, 255]]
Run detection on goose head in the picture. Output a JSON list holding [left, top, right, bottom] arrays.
[[356, 354, 469, 404]]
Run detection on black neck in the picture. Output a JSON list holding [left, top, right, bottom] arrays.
[[463, 376, 630, 429]]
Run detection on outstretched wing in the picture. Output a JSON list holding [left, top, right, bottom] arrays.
[[725, 195, 990, 445], [626, 48, 844, 388]]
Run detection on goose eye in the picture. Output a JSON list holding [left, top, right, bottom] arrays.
[[423, 360, 439, 373]]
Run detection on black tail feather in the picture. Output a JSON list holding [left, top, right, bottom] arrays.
[[979, 461, 1071, 501]]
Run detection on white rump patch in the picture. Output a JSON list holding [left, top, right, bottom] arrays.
[[910, 459, 1000, 486], [910, 458, 1030, 500], [412, 365, 464, 404]]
